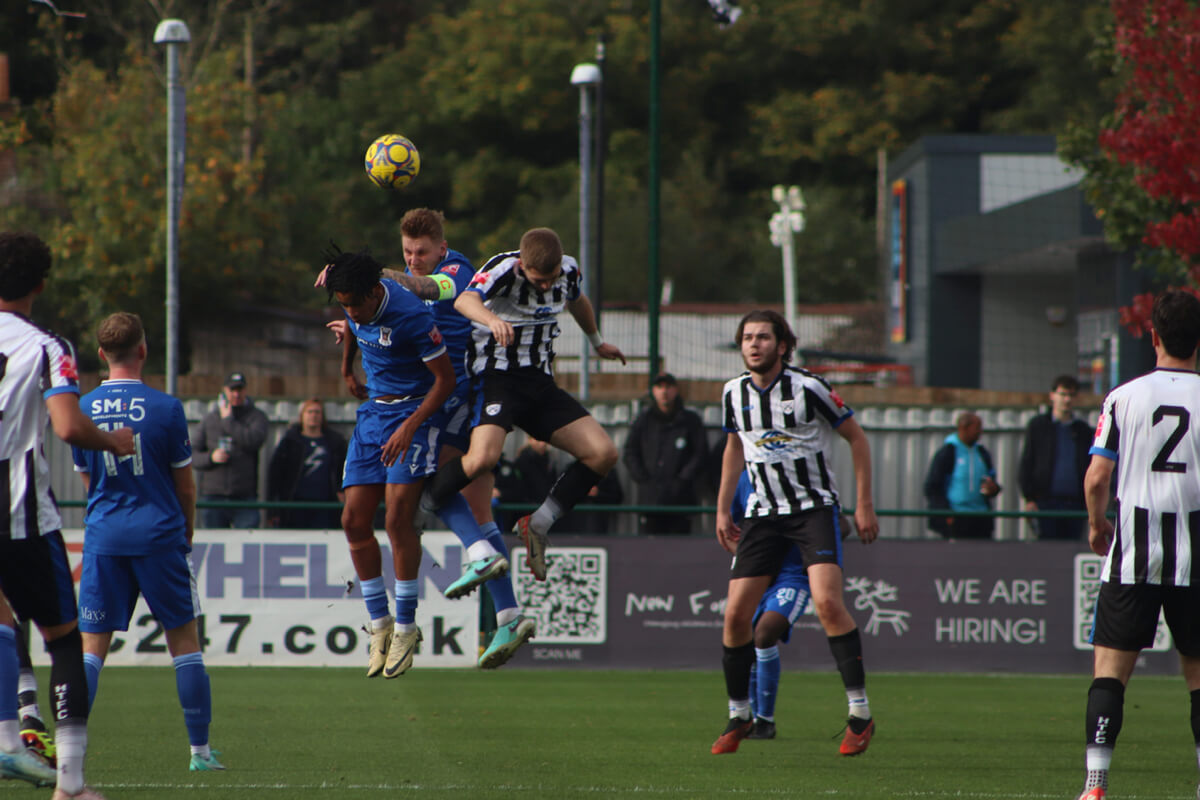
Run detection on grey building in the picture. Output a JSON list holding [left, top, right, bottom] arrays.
[[884, 134, 1156, 392]]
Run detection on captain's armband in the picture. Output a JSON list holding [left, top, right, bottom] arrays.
[[433, 274, 457, 300]]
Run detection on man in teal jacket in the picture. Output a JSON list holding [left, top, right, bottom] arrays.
[[924, 411, 1001, 539]]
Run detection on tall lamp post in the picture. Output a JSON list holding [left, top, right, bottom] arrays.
[[769, 185, 805, 334], [154, 18, 190, 396], [571, 61, 601, 401]]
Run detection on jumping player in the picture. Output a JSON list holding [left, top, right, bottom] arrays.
[[421, 227, 626, 581], [324, 248, 507, 679]]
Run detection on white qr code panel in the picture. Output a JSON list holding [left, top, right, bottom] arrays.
[[1072, 554, 1171, 652], [514, 546, 606, 645]]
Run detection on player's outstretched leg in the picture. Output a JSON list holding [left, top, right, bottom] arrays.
[[828, 628, 874, 756]]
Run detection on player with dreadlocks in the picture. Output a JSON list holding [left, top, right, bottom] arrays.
[[323, 247, 508, 679]]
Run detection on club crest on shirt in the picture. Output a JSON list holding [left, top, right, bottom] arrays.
[[441, 264, 459, 276], [58, 353, 79, 381], [378, 327, 392, 346], [781, 400, 794, 416]]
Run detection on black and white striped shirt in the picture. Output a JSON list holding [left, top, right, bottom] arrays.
[[0, 311, 80, 539], [1090, 367, 1200, 586], [722, 365, 852, 518], [463, 251, 582, 376]]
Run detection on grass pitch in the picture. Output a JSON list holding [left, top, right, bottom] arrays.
[[7, 669, 1199, 798]]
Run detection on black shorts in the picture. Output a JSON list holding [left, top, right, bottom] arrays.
[[730, 507, 843, 580], [0, 531, 79, 629], [1092, 581, 1200, 655], [472, 367, 589, 443]]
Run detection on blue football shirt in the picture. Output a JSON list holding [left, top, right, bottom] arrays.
[[412, 250, 474, 385], [348, 278, 447, 399], [72, 379, 192, 555]]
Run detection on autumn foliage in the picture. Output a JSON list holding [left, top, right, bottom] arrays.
[[1101, 0, 1200, 333]]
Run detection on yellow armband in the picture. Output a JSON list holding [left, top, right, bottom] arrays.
[[433, 274, 457, 300]]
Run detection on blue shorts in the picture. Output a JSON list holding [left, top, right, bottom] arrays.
[[752, 573, 812, 645], [343, 398, 442, 487], [440, 381, 474, 454], [78, 546, 200, 633]]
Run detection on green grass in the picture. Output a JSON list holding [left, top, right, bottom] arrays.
[[7, 669, 1200, 798]]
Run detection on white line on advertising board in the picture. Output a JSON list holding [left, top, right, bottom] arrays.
[[44, 530, 480, 668]]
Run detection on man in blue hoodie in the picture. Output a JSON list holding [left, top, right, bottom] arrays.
[[924, 411, 1001, 539]]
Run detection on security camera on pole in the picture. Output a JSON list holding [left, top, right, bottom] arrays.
[[769, 185, 805, 335]]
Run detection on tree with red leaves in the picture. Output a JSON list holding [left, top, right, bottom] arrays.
[[1062, 0, 1200, 335]]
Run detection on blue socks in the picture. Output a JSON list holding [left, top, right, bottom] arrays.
[[439, 494, 485, 548], [82, 652, 104, 711], [754, 646, 781, 720], [0, 626, 18, 723], [173, 652, 211, 747], [395, 579, 419, 625], [481, 523, 518, 614], [360, 576, 390, 621]]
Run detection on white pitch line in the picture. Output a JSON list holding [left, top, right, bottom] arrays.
[[90, 783, 1198, 799]]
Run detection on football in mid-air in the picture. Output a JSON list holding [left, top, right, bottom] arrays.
[[364, 134, 420, 190]]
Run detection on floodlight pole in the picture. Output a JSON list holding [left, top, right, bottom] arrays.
[[154, 19, 190, 396], [572, 62, 601, 402], [769, 185, 805, 334]]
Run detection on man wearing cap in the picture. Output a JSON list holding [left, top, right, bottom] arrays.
[[623, 373, 709, 534], [193, 372, 269, 528]]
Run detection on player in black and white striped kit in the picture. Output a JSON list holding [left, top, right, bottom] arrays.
[[1075, 290, 1200, 800], [711, 309, 880, 757], [422, 227, 626, 581], [0, 231, 134, 799]]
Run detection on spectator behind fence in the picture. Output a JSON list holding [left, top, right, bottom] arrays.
[[622, 373, 708, 534], [267, 398, 348, 530], [1017, 375, 1092, 541], [924, 411, 1001, 539], [193, 372, 269, 529]]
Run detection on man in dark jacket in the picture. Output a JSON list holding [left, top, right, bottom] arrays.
[[267, 398, 347, 529], [1018, 375, 1092, 540], [193, 372, 269, 528], [622, 373, 708, 534], [924, 411, 1001, 539]]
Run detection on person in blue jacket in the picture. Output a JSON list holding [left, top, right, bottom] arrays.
[[924, 411, 1001, 539]]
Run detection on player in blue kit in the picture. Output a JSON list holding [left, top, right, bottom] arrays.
[[324, 247, 508, 679], [319, 210, 536, 669], [730, 470, 813, 741], [70, 312, 223, 772], [384, 209, 535, 668]]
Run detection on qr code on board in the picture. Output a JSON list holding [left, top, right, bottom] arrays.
[[513, 546, 606, 644], [1072, 554, 1171, 651]]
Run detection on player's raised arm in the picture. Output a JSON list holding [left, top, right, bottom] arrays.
[[382, 268, 452, 301], [455, 290, 514, 346], [566, 294, 626, 364]]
